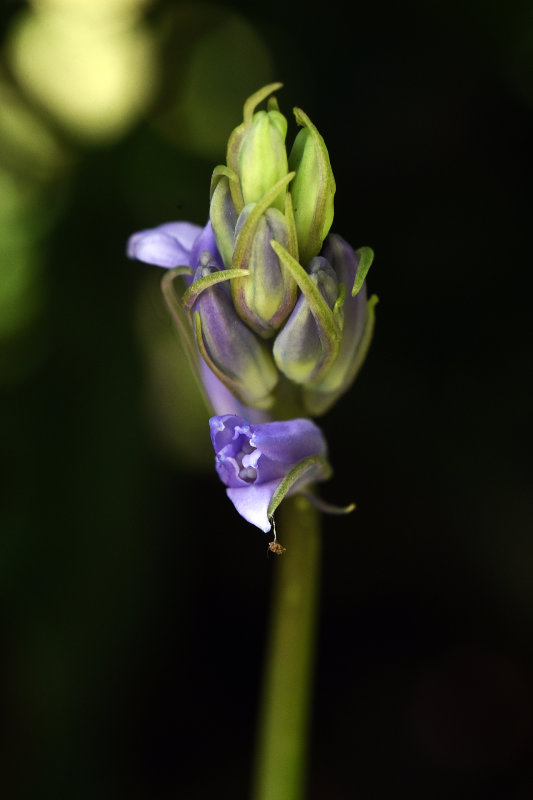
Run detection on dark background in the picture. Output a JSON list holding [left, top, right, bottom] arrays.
[[1, 0, 532, 797]]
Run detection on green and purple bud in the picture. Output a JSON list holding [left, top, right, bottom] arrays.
[[273, 256, 341, 384], [302, 236, 377, 415], [231, 199, 297, 338], [186, 252, 279, 411]]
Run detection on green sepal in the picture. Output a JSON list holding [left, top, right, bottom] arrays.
[[269, 240, 342, 383], [352, 247, 374, 296], [160, 267, 213, 413], [289, 107, 336, 265], [301, 492, 356, 515], [226, 123, 247, 214], [232, 172, 295, 271], [243, 82, 283, 125], [182, 268, 250, 309], [210, 165, 239, 200], [267, 455, 333, 520], [284, 191, 299, 263], [333, 283, 346, 329], [193, 312, 275, 411]]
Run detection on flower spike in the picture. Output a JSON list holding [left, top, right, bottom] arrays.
[[127, 83, 378, 533]]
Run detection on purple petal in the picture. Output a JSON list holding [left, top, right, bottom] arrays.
[[127, 221, 203, 268], [189, 221, 222, 270], [226, 480, 283, 532], [156, 222, 203, 252], [250, 418, 327, 463], [209, 414, 249, 452]]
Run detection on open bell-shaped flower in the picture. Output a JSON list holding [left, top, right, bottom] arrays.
[[210, 414, 331, 531]]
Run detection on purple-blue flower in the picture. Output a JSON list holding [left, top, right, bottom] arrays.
[[127, 221, 203, 269], [209, 414, 331, 532]]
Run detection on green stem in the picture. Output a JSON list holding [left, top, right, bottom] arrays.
[[252, 495, 321, 800]]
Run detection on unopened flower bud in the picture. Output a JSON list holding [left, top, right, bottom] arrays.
[[238, 109, 289, 211], [303, 235, 377, 415], [273, 256, 340, 385], [225, 83, 288, 214], [288, 108, 336, 265], [231, 204, 297, 338], [191, 254, 278, 410]]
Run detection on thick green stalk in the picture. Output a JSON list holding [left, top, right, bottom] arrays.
[[252, 494, 321, 800]]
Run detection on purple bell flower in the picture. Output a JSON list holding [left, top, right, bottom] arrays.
[[209, 414, 331, 532]]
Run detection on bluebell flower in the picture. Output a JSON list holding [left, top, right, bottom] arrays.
[[209, 414, 331, 531], [127, 84, 376, 532]]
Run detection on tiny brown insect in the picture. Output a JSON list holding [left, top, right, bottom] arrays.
[[268, 541, 286, 555]]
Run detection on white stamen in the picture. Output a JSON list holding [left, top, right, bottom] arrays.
[[238, 467, 257, 482]]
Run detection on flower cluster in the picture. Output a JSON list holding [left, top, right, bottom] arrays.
[[127, 84, 376, 533]]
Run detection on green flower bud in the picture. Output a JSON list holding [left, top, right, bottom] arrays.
[[232, 203, 297, 338], [288, 108, 336, 265], [225, 83, 289, 214], [238, 109, 289, 211]]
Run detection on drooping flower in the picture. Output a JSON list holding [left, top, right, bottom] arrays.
[[209, 414, 331, 531]]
